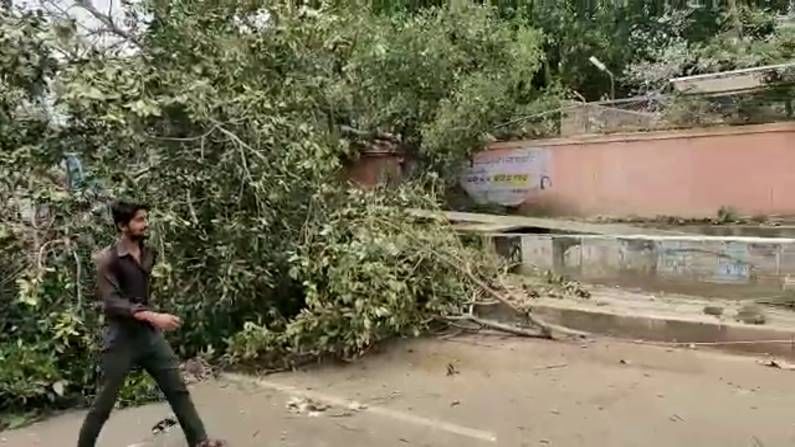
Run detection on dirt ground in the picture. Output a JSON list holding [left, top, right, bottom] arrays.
[[4, 335, 795, 447]]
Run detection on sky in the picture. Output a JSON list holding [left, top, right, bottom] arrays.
[[18, 0, 130, 37]]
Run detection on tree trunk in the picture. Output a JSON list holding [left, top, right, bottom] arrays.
[[727, 0, 743, 38]]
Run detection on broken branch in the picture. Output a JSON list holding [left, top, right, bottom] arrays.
[[498, 277, 590, 339], [377, 216, 588, 339], [447, 315, 550, 339]]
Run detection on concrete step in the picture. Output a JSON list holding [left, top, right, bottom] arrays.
[[481, 286, 795, 360], [409, 209, 685, 236]]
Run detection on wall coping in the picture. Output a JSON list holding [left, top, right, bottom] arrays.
[[486, 232, 795, 244], [489, 121, 795, 150]]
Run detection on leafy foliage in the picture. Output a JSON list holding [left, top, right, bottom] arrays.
[[229, 184, 502, 364], [318, 2, 553, 172], [0, 1, 534, 423], [625, 8, 795, 92], [369, 1, 794, 99]]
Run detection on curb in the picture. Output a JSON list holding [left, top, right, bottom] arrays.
[[534, 303, 795, 359], [479, 302, 795, 359]]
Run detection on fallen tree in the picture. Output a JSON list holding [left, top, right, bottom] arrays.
[[228, 186, 589, 367], [1, 2, 571, 425]]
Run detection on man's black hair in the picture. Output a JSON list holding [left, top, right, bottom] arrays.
[[111, 200, 149, 230]]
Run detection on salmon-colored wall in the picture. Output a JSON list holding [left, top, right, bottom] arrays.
[[490, 123, 795, 218]]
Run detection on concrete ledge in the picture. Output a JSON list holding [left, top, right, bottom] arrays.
[[530, 303, 795, 360], [477, 294, 795, 360], [488, 233, 795, 298], [489, 121, 795, 148], [409, 209, 683, 236]]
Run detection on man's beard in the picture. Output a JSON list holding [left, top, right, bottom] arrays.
[[129, 232, 148, 242]]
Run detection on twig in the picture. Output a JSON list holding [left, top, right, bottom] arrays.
[[445, 319, 482, 333], [186, 189, 199, 226], [493, 105, 574, 130], [212, 122, 305, 184], [0, 264, 27, 288], [74, 0, 141, 46], [37, 238, 67, 271], [447, 315, 549, 339], [71, 245, 83, 310], [39, 0, 102, 41], [532, 363, 568, 371], [210, 123, 266, 213], [498, 277, 590, 339], [445, 258, 567, 338]]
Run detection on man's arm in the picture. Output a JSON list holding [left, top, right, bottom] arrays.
[[96, 254, 181, 330]]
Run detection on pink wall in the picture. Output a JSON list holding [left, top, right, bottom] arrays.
[[489, 123, 795, 218]]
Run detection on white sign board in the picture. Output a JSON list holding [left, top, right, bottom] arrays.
[[460, 147, 551, 206]]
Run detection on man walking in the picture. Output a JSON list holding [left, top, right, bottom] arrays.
[[77, 200, 223, 447]]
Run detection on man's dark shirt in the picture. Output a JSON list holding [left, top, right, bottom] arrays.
[[95, 241, 158, 345]]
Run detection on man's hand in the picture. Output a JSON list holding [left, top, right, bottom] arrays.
[[136, 311, 183, 331]]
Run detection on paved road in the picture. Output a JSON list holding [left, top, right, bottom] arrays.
[[3, 335, 795, 446]]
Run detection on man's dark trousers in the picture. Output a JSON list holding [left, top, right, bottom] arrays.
[[77, 329, 206, 447]]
